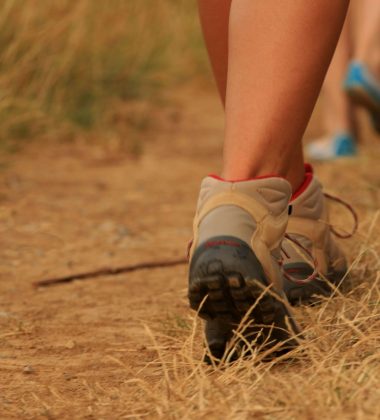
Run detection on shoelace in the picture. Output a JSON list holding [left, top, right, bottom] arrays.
[[282, 192, 358, 285], [324, 192, 358, 239], [280, 234, 319, 285]]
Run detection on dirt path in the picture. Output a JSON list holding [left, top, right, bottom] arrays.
[[1, 90, 379, 419]]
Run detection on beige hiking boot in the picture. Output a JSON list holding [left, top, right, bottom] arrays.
[[188, 175, 300, 361], [282, 164, 352, 304]]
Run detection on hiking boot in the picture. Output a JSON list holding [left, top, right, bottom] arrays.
[[188, 175, 300, 362], [283, 164, 351, 304]]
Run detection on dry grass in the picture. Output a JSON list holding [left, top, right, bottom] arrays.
[[127, 247, 380, 418], [0, 0, 206, 148]]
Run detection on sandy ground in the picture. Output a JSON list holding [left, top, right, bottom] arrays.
[[0, 89, 379, 419]]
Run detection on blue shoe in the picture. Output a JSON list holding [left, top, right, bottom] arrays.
[[306, 132, 357, 161], [344, 61, 380, 134]]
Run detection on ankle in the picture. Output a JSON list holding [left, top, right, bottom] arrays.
[[290, 164, 313, 202]]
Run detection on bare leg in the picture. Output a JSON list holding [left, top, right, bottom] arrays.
[[198, 0, 231, 104], [323, 16, 355, 136], [355, 0, 380, 76], [223, 1, 349, 187], [198, 0, 349, 190], [198, 0, 306, 187]]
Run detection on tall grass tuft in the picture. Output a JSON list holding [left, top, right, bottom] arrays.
[[0, 0, 208, 148]]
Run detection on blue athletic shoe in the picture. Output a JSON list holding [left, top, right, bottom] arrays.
[[306, 132, 357, 161], [344, 61, 380, 134]]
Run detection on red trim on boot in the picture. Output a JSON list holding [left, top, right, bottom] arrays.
[[291, 163, 314, 201], [209, 173, 286, 183], [304, 163, 313, 174]]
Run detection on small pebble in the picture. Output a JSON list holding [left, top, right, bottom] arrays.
[[23, 365, 34, 374], [64, 372, 77, 381], [65, 340, 75, 349]]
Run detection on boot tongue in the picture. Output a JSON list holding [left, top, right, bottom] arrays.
[[198, 176, 292, 216]]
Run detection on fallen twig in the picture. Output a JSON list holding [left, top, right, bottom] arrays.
[[33, 257, 188, 288]]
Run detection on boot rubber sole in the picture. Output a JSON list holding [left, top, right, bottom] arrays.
[[188, 236, 300, 361]]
